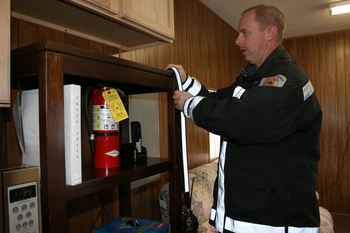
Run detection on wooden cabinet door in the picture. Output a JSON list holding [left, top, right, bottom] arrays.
[[0, 0, 10, 107], [64, 0, 119, 17], [120, 0, 174, 39]]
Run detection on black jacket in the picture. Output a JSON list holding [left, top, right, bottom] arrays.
[[184, 45, 322, 230]]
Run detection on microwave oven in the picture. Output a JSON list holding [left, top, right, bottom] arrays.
[[0, 163, 41, 233]]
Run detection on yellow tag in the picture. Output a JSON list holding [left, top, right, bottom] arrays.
[[102, 89, 129, 122]]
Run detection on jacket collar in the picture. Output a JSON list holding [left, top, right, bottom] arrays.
[[241, 45, 291, 82]]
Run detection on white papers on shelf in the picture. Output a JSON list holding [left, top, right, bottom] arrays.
[[21, 84, 82, 185]]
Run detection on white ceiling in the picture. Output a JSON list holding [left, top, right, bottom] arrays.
[[201, 0, 350, 38]]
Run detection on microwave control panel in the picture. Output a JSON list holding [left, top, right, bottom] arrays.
[[7, 181, 40, 233]]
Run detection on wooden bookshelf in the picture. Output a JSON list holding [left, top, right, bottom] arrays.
[[11, 40, 182, 233]]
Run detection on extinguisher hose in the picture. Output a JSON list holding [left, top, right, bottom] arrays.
[[115, 88, 126, 98], [84, 86, 96, 154]]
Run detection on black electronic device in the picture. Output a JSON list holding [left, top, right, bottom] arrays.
[[121, 121, 147, 163], [131, 121, 142, 153]]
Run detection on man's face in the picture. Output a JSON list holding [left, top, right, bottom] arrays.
[[235, 10, 269, 68]]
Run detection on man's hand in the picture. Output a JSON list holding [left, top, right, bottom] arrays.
[[173, 90, 193, 111], [165, 64, 187, 83]]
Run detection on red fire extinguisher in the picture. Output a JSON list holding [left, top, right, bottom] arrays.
[[84, 86, 125, 168]]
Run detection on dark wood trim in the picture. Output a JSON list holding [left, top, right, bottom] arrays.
[[11, 40, 181, 233]]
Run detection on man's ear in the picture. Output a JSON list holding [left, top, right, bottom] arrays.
[[266, 26, 278, 41]]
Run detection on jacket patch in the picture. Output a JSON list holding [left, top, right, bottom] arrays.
[[259, 75, 287, 87]]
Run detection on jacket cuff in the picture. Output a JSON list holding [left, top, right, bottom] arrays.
[[182, 75, 202, 96], [183, 96, 205, 122]]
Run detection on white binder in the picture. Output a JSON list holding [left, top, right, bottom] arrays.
[[63, 84, 82, 186]]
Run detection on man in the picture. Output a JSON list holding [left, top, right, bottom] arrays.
[[167, 4, 322, 233]]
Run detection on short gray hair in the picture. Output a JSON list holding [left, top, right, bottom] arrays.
[[243, 4, 286, 42]]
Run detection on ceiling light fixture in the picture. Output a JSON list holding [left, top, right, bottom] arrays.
[[329, 0, 350, 15]]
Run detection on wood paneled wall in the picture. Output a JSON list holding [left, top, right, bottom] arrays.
[[283, 31, 350, 214], [120, 0, 245, 170], [5, 1, 350, 231], [122, 3, 350, 216], [5, 0, 243, 232]]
